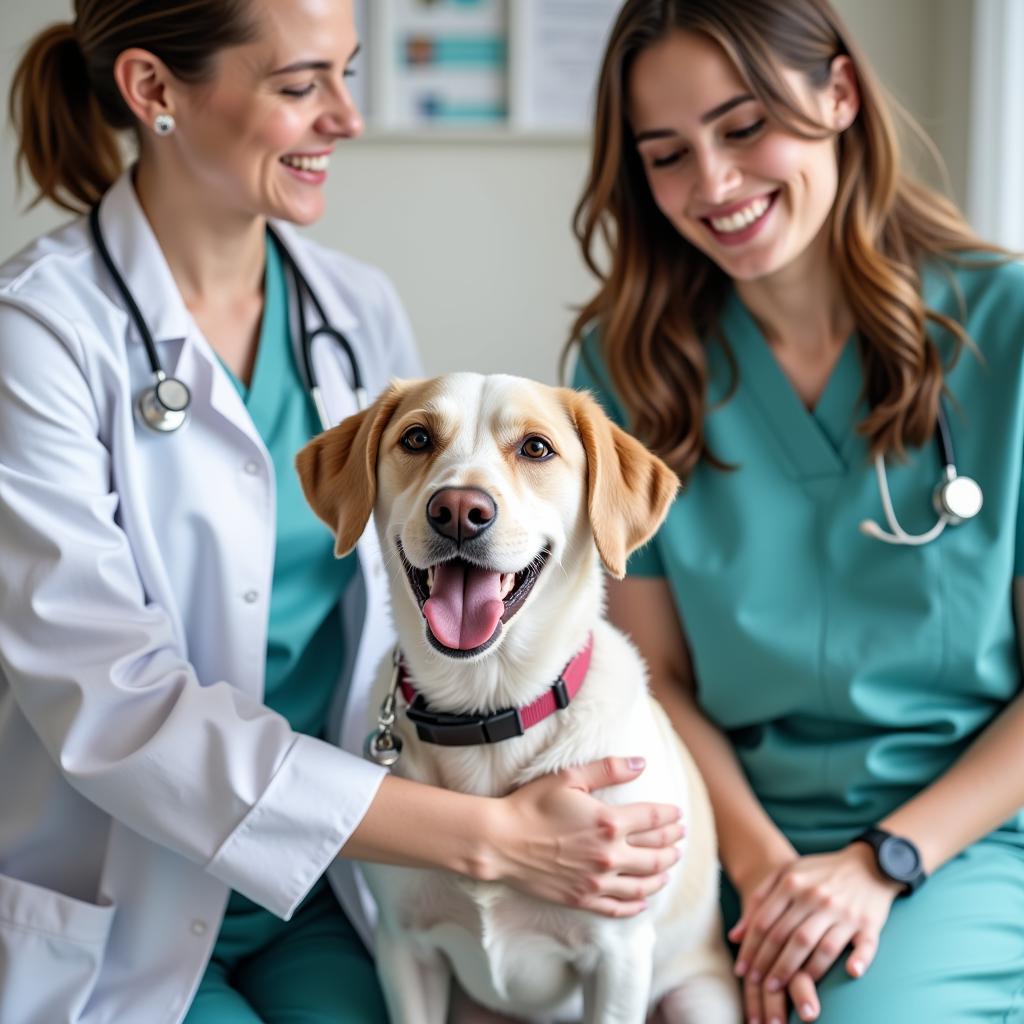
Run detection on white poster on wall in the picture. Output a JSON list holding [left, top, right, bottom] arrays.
[[512, 0, 621, 132]]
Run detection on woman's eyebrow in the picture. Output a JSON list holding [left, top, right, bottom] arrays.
[[269, 43, 361, 77], [634, 92, 756, 143], [699, 93, 755, 123]]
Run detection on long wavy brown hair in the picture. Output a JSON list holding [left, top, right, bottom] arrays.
[[9, 0, 256, 214], [566, 0, 1007, 483]]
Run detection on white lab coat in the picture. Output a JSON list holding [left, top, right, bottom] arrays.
[[0, 171, 421, 1024]]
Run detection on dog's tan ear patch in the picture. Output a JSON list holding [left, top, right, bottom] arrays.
[[295, 382, 408, 556], [562, 389, 679, 579]]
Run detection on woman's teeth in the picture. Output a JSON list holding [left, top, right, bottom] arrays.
[[281, 153, 329, 173], [709, 195, 771, 233]]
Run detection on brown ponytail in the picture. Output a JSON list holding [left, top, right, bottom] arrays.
[[9, 1, 258, 214], [10, 22, 122, 213]]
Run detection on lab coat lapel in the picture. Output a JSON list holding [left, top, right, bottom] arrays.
[[98, 171, 266, 443], [96, 172, 192, 348]]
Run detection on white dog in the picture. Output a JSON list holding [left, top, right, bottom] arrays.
[[297, 374, 740, 1024]]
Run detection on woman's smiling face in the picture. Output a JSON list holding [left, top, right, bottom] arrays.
[[628, 29, 858, 283], [166, 0, 362, 225]]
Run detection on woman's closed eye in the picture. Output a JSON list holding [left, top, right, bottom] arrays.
[[727, 118, 766, 141], [281, 83, 316, 98], [651, 148, 689, 169], [280, 68, 357, 99]]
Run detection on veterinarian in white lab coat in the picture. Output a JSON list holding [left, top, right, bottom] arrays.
[[0, 3, 684, 1023]]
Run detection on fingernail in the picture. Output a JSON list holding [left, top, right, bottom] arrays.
[[800, 1004, 816, 1021], [769, 1018, 783, 1024], [747, 1018, 759, 1024], [765, 977, 781, 992], [627, 757, 645, 770], [850, 960, 864, 977], [749, 969, 762, 983], [734, 959, 747, 976]]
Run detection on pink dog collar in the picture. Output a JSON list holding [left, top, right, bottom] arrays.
[[397, 634, 594, 746]]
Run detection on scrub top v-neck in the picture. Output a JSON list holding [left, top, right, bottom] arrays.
[[575, 256, 1024, 855]]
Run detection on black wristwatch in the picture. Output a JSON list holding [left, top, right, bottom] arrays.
[[853, 827, 926, 895]]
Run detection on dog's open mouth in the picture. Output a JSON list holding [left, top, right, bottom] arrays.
[[398, 544, 551, 658]]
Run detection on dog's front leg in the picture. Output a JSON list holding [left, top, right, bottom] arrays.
[[581, 924, 656, 1024], [376, 927, 451, 1024]]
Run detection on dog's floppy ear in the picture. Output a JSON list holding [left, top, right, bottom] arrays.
[[562, 388, 679, 579], [296, 381, 409, 556]]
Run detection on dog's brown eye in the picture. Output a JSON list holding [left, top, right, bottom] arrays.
[[520, 436, 554, 460], [401, 426, 432, 452]]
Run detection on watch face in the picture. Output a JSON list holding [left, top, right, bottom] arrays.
[[878, 836, 921, 882]]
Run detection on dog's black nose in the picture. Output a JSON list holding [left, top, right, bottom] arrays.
[[427, 487, 496, 543]]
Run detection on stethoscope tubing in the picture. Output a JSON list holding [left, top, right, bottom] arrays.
[[266, 223, 367, 408], [89, 206, 164, 379], [861, 403, 983, 546]]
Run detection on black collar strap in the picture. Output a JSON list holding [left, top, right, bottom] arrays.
[[397, 634, 593, 747]]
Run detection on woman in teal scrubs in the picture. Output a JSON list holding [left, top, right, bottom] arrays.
[[570, 1, 1024, 1022]]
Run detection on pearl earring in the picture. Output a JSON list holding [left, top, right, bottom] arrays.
[[153, 113, 176, 136]]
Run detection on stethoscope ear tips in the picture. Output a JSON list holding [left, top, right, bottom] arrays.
[[859, 518, 894, 542]]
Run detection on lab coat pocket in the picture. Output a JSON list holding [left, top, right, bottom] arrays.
[[0, 871, 116, 1024]]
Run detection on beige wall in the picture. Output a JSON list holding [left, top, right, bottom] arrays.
[[0, 1, 973, 383]]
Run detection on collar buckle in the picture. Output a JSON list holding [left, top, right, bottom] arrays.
[[405, 697, 525, 746]]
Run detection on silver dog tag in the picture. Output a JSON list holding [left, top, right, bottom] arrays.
[[365, 649, 404, 767], [364, 727, 403, 767]]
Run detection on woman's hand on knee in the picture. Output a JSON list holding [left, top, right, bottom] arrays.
[[730, 843, 900, 1021], [486, 756, 684, 917]]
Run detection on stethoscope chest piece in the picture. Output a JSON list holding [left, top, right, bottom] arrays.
[[137, 374, 191, 433], [934, 470, 983, 525]]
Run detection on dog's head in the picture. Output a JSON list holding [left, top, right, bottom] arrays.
[[296, 374, 678, 661]]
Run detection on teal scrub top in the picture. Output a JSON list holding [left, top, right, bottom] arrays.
[[220, 234, 356, 737], [575, 255, 1024, 854], [217, 235, 355, 926]]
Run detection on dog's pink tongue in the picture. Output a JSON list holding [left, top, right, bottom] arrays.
[[423, 562, 503, 650]]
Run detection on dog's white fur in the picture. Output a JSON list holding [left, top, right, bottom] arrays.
[[298, 374, 740, 1024]]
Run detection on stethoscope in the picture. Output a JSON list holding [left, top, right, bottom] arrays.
[[859, 403, 983, 546], [88, 206, 368, 434]]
